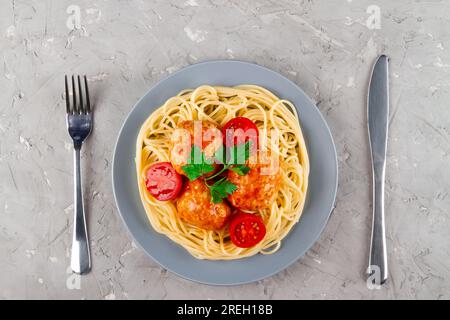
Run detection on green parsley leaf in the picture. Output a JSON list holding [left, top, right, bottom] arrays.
[[182, 164, 214, 181], [207, 178, 237, 204], [210, 189, 223, 204], [181, 145, 215, 181], [213, 144, 226, 165], [228, 140, 252, 165], [230, 165, 251, 175]]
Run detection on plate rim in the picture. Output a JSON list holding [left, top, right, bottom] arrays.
[[112, 59, 338, 285]]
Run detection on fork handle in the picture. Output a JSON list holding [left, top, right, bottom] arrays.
[[71, 146, 91, 274]]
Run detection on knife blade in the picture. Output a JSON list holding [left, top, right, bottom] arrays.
[[367, 54, 389, 285]]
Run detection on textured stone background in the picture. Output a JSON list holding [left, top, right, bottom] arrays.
[[0, 0, 449, 299]]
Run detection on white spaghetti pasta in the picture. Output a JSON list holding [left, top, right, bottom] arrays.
[[136, 85, 309, 260]]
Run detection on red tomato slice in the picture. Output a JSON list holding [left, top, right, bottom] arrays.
[[222, 117, 259, 148], [145, 162, 182, 201], [229, 212, 266, 248]]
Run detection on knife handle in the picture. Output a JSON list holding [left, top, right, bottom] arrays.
[[368, 158, 388, 284]]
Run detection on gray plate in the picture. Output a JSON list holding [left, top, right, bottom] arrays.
[[112, 60, 338, 285]]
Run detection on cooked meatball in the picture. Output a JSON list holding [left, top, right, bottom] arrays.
[[227, 152, 281, 211], [176, 179, 231, 230], [169, 120, 221, 176]]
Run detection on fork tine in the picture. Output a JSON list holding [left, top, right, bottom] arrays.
[[72, 75, 77, 113], [65, 75, 71, 113], [77, 75, 84, 114], [84, 75, 91, 113]]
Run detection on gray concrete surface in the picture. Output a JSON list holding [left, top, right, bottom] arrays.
[[0, 0, 449, 299]]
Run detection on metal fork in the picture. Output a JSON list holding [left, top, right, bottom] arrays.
[[65, 75, 92, 274]]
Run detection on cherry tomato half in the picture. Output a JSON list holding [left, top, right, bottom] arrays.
[[229, 212, 266, 248], [222, 117, 259, 148], [144, 162, 182, 201]]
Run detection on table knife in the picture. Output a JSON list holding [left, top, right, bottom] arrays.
[[367, 54, 389, 285]]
